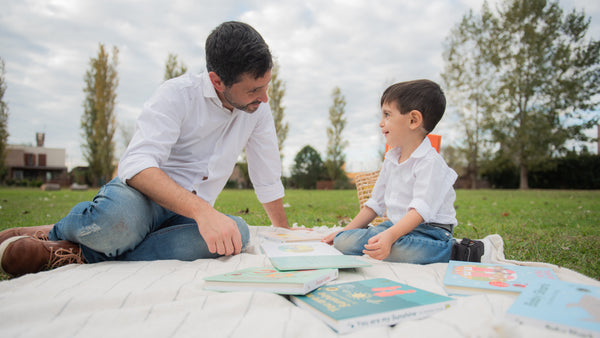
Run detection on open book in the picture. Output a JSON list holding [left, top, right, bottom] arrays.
[[260, 228, 325, 242], [260, 240, 371, 271]]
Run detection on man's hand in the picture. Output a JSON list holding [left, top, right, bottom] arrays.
[[196, 210, 242, 256], [127, 168, 243, 256]]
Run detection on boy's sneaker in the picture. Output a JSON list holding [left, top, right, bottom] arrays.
[[451, 238, 485, 262]]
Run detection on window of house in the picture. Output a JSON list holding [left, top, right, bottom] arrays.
[[38, 154, 47, 166], [24, 153, 36, 166]]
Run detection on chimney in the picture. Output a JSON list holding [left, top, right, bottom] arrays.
[[36, 132, 45, 147]]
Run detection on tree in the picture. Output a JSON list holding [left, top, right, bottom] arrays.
[[164, 53, 187, 81], [443, 0, 599, 189], [486, 0, 599, 189], [442, 5, 496, 189], [325, 87, 349, 184], [81, 44, 119, 186], [268, 60, 288, 160], [290, 145, 325, 189], [0, 57, 8, 182]]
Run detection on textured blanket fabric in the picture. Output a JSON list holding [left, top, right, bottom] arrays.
[[0, 226, 597, 337]]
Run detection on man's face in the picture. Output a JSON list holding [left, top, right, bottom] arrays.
[[221, 70, 271, 113]]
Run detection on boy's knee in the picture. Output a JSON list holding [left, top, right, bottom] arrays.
[[333, 232, 359, 255]]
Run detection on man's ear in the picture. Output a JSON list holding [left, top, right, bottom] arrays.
[[408, 110, 424, 130], [208, 72, 226, 92]]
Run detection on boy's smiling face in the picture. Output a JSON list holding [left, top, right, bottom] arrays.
[[379, 101, 413, 149]]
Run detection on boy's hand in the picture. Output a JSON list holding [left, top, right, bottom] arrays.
[[362, 231, 394, 260], [321, 230, 342, 245]]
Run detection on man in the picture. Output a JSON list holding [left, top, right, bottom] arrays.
[[0, 21, 289, 277]]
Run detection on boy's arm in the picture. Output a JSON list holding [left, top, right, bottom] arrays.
[[322, 206, 377, 245], [362, 209, 423, 260]]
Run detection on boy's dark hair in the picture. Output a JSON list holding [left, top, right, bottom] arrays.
[[380, 79, 446, 133], [205, 21, 273, 87]]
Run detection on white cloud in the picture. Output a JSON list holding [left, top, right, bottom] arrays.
[[1, 0, 598, 174]]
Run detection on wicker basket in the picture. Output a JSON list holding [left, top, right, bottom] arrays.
[[354, 169, 388, 225]]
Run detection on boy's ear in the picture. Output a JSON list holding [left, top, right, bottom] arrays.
[[208, 72, 226, 92], [408, 110, 424, 130]]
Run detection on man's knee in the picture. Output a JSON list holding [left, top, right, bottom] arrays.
[[228, 215, 250, 248]]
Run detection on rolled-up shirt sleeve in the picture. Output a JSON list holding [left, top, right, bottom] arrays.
[[245, 109, 285, 204], [408, 157, 457, 223]]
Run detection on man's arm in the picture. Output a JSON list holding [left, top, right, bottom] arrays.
[[126, 167, 242, 256], [262, 198, 289, 228]]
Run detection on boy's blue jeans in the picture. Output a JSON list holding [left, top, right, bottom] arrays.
[[333, 221, 453, 264], [48, 178, 250, 263]]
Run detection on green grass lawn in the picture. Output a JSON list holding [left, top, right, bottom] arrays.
[[0, 187, 598, 280]]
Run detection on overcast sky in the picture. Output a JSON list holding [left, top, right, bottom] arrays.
[[2, 0, 599, 175]]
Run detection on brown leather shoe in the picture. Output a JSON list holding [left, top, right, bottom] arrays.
[[0, 224, 54, 245], [0, 236, 85, 277]]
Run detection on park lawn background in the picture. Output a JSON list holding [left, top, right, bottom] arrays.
[[0, 188, 598, 280]]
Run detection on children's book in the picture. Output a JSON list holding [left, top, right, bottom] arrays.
[[290, 278, 456, 334], [260, 228, 325, 242], [203, 267, 338, 295], [443, 260, 559, 296], [260, 240, 371, 271], [506, 279, 600, 337]]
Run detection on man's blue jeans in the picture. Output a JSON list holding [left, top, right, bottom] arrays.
[[48, 178, 250, 263], [333, 221, 453, 264]]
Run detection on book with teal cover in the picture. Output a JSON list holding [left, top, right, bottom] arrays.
[[290, 278, 455, 333], [443, 260, 558, 296], [506, 279, 600, 337], [260, 240, 371, 271], [203, 267, 338, 295]]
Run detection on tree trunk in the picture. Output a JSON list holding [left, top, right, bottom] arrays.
[[519, 164, 529, 190]]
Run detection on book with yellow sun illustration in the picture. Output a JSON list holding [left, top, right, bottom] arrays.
[[260, 228, 325, 243], [260, 240, 371, 271], [290, 278, 455, 333]]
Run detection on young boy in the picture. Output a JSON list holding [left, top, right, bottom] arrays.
[[322, 79, 486, 264]]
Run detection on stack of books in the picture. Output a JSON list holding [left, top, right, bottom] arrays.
[[201, 229, 458, 333]]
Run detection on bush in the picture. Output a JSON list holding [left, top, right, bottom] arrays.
[[482, 153, 600, 189]]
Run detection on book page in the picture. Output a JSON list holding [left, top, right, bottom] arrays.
[[261, 240, 342, 258]]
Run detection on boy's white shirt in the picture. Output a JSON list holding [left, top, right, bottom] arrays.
[[364, 137, 458, 226]]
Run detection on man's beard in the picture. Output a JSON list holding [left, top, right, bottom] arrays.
[[223, 90, 261, 113]]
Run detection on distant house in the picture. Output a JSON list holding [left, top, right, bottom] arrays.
[[4, 133, 69, 186]]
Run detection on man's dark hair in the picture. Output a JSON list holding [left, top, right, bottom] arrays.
[[380, 79, 446, 133], [205, 21, 273, 87]]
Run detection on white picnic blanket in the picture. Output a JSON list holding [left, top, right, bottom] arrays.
[[0, 225, 598, 338]]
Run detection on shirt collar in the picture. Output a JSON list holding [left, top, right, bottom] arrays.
[[201, 71, 235, 115], [385, 136, 433, 163], [201, 71, 219, 100]]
